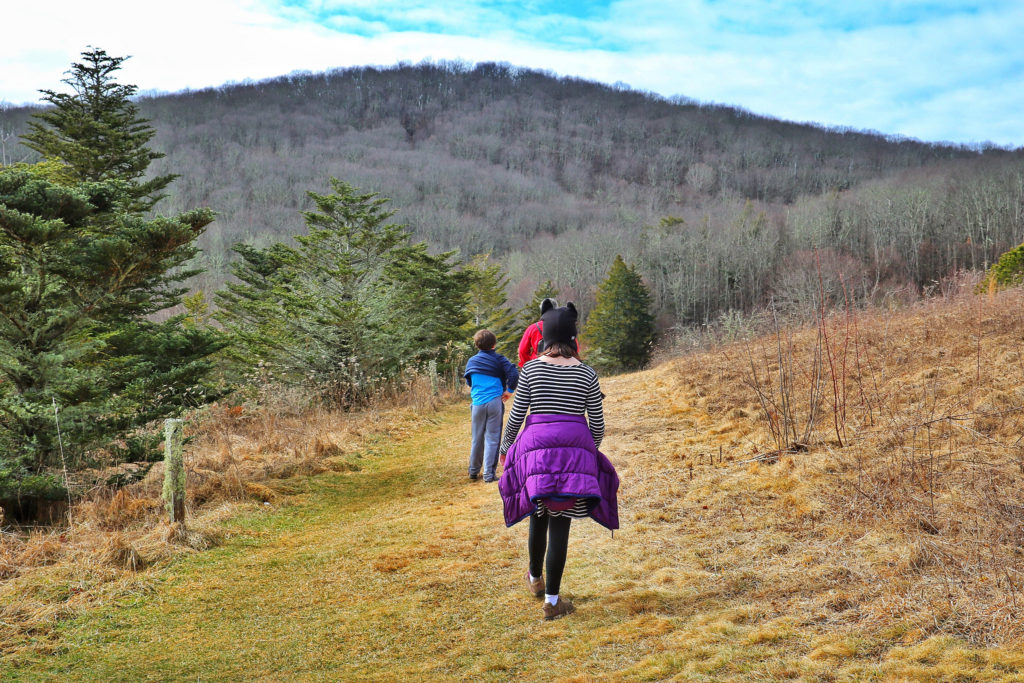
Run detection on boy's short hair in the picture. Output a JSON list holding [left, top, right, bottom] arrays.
[[473, 329, 497, 350]]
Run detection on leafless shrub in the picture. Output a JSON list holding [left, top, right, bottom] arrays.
[[743, 301, 823, 458], [738, 284, 1024, 642]]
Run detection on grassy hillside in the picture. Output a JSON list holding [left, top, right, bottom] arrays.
[[3, 287, 1024, 680]]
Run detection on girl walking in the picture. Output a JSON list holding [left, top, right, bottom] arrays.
[[498, 302, 619, 620]]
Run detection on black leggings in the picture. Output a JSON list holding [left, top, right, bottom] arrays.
[[528, 514, 572, 595]]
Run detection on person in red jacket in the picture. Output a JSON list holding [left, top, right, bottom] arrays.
[[518, 298, 556, 367]]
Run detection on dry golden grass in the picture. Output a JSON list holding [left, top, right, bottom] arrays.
[[0, 375, 457, 659], [630, 285, 1024, 656], [5, 293, 1024, 679]]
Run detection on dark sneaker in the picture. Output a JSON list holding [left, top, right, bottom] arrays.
[[526, 572, 544, 598], [468, 473, 478, 481], [483, 475, 497, 483], [543, 597, 575, 620]]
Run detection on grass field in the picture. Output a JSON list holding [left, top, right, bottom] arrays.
[[5, 291, 1024, 680]]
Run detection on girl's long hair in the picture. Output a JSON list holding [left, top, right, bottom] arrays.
[[541, 341, 580, 360]]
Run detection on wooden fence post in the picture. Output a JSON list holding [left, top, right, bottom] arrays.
[[428, 359, 439, 395], [162, 418, 186, 523]]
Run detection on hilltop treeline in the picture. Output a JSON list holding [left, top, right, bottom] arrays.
[[3, 61, 1024, 327]]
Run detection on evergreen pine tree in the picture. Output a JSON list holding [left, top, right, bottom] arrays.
[[215, 179, 470, 406], [381, 244, 472, 367], [463, 255, 518, 358], [0, 50, 224, 502], [0, 166, 222, 498], [22, 48, 175, 212], [587, 256, 656, 371]]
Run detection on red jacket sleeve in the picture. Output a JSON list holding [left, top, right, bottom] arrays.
[[518, 322, 541, 367]]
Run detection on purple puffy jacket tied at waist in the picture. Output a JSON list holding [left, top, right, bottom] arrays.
[[498, 414, 619, 530]]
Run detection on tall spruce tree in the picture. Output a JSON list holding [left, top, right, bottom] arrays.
[[0, 50, 223, 501], [463, 255, 518, 358], [22, 48, 175, 212], [586, 256, 656, 371], [381, 244, 472, 365], [0, 167, 222, 498], [216, 179, 470, 406]]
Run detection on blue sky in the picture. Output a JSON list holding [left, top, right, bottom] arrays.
[[3, 1, 1023, 146]]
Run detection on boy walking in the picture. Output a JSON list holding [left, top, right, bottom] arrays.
[[464, 330, 519, 482]]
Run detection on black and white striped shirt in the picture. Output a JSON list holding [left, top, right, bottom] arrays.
[[500, 359, 605, 454]]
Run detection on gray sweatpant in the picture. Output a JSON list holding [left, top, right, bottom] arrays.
[[469, 397, 504, 480]]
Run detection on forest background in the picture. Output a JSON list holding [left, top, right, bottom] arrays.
[[2, 54, 1024, 507], [4, 59, 1023, 334]]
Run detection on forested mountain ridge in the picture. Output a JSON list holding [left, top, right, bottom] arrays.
[[3, 62, 1022, 326]]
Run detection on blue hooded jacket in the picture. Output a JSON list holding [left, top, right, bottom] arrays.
[[464, 349, 520, 393]]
